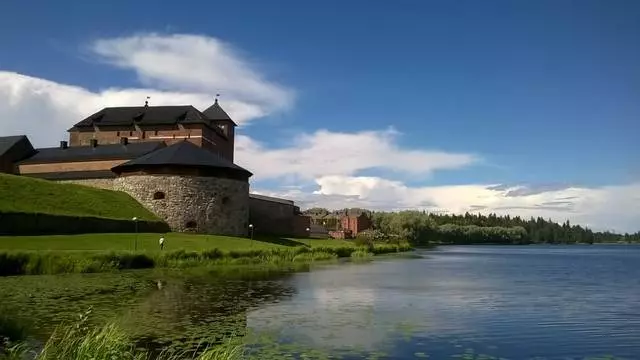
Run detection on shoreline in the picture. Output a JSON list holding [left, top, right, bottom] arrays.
[[0, 243, 413, 277]]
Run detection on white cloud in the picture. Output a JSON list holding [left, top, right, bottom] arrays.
[[235, 129, 478, 181], [254, 175, 640, 233], [91, 33, 294, 114], [0, 33, 293, 147], [1, 32, 637, 233]]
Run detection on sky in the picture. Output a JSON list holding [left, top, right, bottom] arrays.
[[0, 0, 638, 232]]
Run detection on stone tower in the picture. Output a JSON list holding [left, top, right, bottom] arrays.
[[112, 141, 252, 236]]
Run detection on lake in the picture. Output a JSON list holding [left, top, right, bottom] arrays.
[[1, 245, 639, 359]]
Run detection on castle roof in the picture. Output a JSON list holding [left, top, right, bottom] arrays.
[[0, 135, 34, 158], [19, 141, 166, 164], [203, 99, 238, 126], [111, 140, 252, 179], [70, 105, 209, 128]]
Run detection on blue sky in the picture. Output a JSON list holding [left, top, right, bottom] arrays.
[[0, 0, 638, 231]]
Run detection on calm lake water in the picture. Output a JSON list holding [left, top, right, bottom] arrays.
[[1, 245, 639, 359]]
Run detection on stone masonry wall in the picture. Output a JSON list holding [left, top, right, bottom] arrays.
[[57, 178, 115, 190], [114, 175, 249, 236]]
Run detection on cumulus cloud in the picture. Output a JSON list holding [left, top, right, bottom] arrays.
[[1, 32, 637, 232], [91, 33, 294, 115], [235, 129, 478, 181], [0, 33, 293, 146], [253, 175, 640, 233]]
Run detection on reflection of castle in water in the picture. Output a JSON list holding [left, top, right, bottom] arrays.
[[119, 268, 302, 353]]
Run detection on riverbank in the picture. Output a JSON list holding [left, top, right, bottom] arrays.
[[0, 233, 412, 276]]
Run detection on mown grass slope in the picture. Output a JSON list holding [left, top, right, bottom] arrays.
[[0, 233, 353, 252], [0, 173, 158, 221]]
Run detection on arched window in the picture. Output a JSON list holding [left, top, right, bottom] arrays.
[[185, 221, 197, 229], [153, 191, 165, 200], [222, 196, 230, 205]]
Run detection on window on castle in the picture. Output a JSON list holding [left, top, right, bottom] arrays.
[[185, 221, 197, 229], [222, 196, 230, 205], [153, 191, 165, 200]]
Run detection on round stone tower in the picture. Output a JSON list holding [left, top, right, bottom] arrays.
[[112, 141, 252, 236]]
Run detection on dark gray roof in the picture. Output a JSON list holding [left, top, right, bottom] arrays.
[[112, 140, 252, 177], [249, 193, 294, 205], [0, 135, 33, 157], [71, 105, 213, 128], [203, 100, 237, 126], [19, 141, 165, 164]]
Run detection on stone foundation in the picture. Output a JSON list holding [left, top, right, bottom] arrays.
[[114, 175, 249, 236], [57, 178, 115, 190]]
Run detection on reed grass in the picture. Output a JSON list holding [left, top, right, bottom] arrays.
[[0, 243, 412, 277], [1, 312, 244, 360]]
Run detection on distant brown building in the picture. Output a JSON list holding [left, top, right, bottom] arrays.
[[340, 213, 372, 236]]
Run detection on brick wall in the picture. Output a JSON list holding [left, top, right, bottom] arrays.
[[18, 159, 127, 174], [68, 124, 234, 162], [340, 214, 372, 235]]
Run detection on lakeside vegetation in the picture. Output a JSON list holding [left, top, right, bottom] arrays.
[[0, 317, 622, 360], [0, 233, 410, 276], [309, 208, 640, 245]]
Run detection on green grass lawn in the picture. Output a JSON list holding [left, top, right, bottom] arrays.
[[0, 233, 353, 252], [0, 173, 158, 221]]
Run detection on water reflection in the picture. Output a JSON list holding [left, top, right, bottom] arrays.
[[2, 247, 640, 359], [247, 247, 640, 359], [0, 266, 303, 352]]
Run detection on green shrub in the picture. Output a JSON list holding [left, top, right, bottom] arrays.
[[0, 312, 27, 342], [0, 253, 29, 276], [350, 249, 374, 261], [202, 248, 224, 260]]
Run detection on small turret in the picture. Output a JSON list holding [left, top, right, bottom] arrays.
[[203, 96, 236, 162]]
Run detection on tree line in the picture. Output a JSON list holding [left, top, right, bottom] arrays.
[[305, 208, 640, 245]]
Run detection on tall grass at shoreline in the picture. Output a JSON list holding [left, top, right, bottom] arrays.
[[0, 243, 412, 277], [1, 312, 244, 360], [1, 316, 622, 360]]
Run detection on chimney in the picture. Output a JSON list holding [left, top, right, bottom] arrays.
[[90, 139, 98, 148], [59, 141, 68, 149], [120, 137, 129, 146]]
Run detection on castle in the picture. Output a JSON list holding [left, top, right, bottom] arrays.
[[0, 99, 310, 237]]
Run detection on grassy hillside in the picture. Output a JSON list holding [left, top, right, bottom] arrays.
[[0, 173, 158, 221], [0, 233, 353, 251]]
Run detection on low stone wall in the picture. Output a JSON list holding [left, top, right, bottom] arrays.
[[292, 215, 311, 238], [249, 197, 299, 237], [57, 178, 115, 190], [114, 175, 249, 237]]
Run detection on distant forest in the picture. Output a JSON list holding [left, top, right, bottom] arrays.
[[304, 208, 640, 245]]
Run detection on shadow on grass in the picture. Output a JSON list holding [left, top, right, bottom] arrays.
[[254, 237, 305, 247]]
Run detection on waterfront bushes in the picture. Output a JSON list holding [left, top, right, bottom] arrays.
[[0, 243, 412, 277]]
